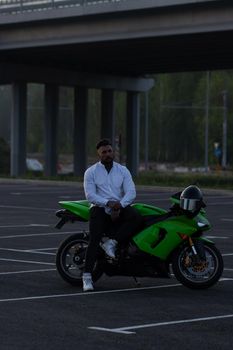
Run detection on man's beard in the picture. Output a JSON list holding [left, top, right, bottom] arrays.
[[102, 156, 114, 165], [102, 159, 113, 172]]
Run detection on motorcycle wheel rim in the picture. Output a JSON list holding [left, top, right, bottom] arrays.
[[178, 245, 220, 283], [60, 240, 88, 279]]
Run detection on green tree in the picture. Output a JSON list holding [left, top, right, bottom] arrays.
[[194, 71, 233, 166], [146, 72, 204, 164]]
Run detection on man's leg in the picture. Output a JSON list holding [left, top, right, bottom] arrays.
[[100, 206, 143, 260], [83, 206, 112, 291], [84, 206, 110, 274], [115, 206, 143, 244]]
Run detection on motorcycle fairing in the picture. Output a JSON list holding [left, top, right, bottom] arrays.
[[133, 213, 210, 260]]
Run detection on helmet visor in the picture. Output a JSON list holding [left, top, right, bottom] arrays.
[[180, 198, 198, 211]]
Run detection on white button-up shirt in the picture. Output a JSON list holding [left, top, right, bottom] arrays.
[[84, 161, 136, 209]]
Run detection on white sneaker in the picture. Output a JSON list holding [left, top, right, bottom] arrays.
[[101, 239, 117, 259], [82, 273, 94, 292]]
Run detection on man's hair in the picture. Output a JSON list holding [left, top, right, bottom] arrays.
[[96, 139, 112, 150]]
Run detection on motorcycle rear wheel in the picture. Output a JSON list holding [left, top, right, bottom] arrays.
[[56, 233, 103, 286], [172, 241, 223, 289]]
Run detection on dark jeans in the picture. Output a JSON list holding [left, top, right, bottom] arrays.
[[84, 205, 143, 274]]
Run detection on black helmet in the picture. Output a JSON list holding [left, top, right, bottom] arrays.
[[180, 185, 203, 212]]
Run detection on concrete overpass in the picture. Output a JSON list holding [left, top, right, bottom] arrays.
[[0, 0, 233, 176]]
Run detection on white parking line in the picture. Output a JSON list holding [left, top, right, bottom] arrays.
[[0, 248, 56, 256], [209, 202, 233, 205], [221, 218, 233, 222], [0, 231, 80, 239], [89, 314, 233, 334], [0, 278, 231, 303], [205, 196, 233, 199], [26, 249, 56, 256], [0, 283, 181, 303], [32, 248, 57, 251], [0, 224, 50, 228], [0, 268, 56, 275], [222, 253, 233, 256], [0, 205, 54, 211], [206, 236, 229, 239], [220, 278, 233, 281], [0, 258, 55, 266]]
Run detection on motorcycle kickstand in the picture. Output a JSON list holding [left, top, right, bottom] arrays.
[[133, 276, 141, 287]]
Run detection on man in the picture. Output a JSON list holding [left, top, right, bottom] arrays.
[[82, 139, 142, 292]]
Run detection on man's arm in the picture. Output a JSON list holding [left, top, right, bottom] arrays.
[[84, 169, 108, 207], [120, 168, 136, 208]]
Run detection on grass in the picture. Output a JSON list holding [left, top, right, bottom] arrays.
[[135, 171, 233, 190], [1, 169, 232, 190]]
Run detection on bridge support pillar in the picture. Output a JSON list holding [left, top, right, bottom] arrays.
[[126, 91, 140, 177], [10, 82, 27, 177], [44, 84, 59, 176], [101, 89, 115, 146], [74, 86, 88, 177]]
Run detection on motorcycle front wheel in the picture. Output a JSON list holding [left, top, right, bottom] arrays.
[[172, 241, 224, 289], [56, 233, 103, 286]]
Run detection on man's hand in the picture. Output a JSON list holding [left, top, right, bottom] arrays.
[[107, 201, 122, 210], [107, 201, 122, 221]]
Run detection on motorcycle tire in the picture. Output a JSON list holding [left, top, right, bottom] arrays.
[[172, 240, 224, 289], [56, 233, 103, 286]]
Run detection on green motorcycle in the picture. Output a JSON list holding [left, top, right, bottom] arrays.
[[55, 186, 223, 289]]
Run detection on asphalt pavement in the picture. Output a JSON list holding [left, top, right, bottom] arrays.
[[0, 180, 232, 350]]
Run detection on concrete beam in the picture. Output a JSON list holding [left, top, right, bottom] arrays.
[[101, 89, 115, 145], [73, 86, 88, 177], [0, 63, 154, 92], [0, 0, 218, 25], [126, 91, 140, 177], [0, 2, 232, 50], [44, 84, 59, 176], [10, 82, 27, 177]]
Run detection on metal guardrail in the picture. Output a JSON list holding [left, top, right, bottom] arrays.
[[0, 0, 123, 14]]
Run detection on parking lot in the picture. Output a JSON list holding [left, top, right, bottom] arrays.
[[0, 180, 232, 349]]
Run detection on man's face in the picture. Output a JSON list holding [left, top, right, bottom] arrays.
[[97, 145, 114, 164]]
